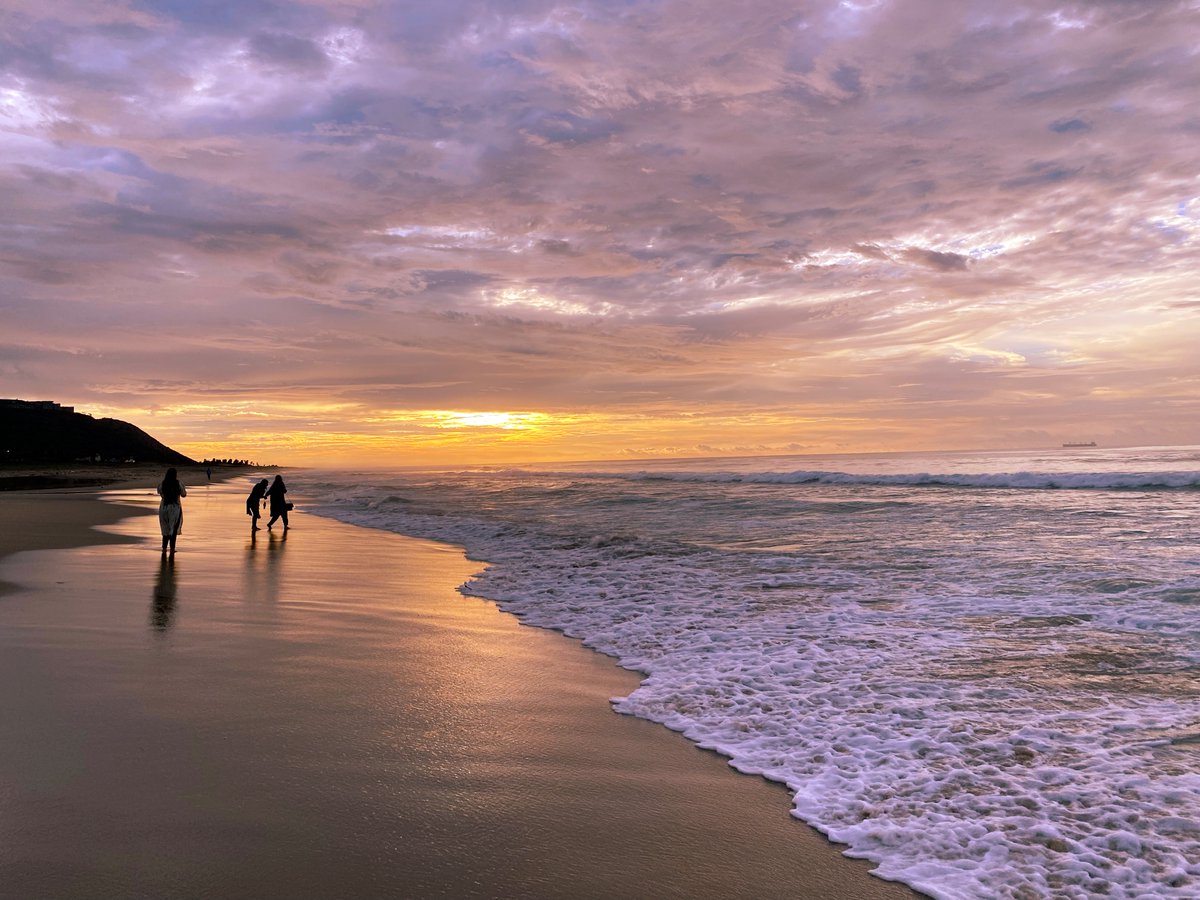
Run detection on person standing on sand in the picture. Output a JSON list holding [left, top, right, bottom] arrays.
[[265, 474, 290, 531], [156, 467, 187, 555], [246, 478, 269, 531]]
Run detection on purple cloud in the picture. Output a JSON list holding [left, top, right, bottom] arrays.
[[1, 0, 1199, 457]]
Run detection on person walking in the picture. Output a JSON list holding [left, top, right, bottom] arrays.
[[246, 478, 269, 531], [156, 467, 187, 555], [265, 474, 291, 531]]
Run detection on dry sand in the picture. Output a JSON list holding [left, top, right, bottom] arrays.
[[0, 481, 919, 899]]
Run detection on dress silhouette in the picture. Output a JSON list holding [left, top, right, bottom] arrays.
[[265, 475, 290, 531], [156, 467, 187, 555]]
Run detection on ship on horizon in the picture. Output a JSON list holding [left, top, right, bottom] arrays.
[[1062, 441, 1098, 448]]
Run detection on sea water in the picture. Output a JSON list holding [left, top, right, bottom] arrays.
[[299, 446, 1200, 899]]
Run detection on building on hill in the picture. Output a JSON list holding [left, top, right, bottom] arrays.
[[0, 399, 75, 413]]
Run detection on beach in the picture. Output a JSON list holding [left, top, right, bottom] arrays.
[[0, 480, 916, 899], [297, 452, 1200, 897]]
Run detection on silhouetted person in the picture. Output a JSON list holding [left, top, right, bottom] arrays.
[[246, 478, 269, 531], [156, 467, 187, 555], [265, 474, 290, 531]]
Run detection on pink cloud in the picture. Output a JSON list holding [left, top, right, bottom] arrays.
[[2, 0, 1199, 455]]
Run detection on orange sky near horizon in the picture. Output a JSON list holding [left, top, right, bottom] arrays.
[[140, 399, 1163, 468], [4, 1, 1200, 466]]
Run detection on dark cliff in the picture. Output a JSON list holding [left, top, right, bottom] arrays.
[[0, 401, 196, 465]]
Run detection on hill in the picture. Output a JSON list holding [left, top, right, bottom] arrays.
[[0, 400, 196, 466]]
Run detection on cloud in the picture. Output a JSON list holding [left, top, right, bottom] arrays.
[[247, 31, 331, 72], [901, 248, 970, 272], [1049, 117, 1090, 133], [2, 0, 1200, 459]]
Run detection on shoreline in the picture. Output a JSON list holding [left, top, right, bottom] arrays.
[[0, 461, 267, 493], [0, 484, 919, 898], [0, 467, 253, 588], [0, 492, 152, 595]]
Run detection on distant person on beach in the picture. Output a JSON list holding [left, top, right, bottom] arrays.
[[156, 467, 187, 555], [246, 478, 269, 531], [265, 474, 291, 531]]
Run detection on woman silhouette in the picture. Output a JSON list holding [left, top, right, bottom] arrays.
[[156, 467, 187, 555], [265, 474, 290, 531], [246, 478, 269, 531]]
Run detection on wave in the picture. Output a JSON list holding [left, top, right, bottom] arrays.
[[300, 467, 1200, 898], [516, 468, 1200, 491]]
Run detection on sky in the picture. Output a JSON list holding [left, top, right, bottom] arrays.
[[2, 0, 1199, 466]]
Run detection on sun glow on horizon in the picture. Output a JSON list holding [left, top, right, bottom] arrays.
[[118, 396, 1099, 470], [425, 410, 550, 430]]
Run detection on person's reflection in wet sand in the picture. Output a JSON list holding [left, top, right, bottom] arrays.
[[241, 525, 288, 611], [151, 556, 178, 632], [265, 528, 288, 574], [245, 527, 287, 607], [243, 527, 264, 604]]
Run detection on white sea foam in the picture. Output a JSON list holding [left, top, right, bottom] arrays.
[[301, 455, 1200, 899]]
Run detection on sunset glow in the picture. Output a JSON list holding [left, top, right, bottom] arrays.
[[3, 1, 1200, 464]]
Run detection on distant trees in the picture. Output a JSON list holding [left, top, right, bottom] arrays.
[[200, 458, 263, 467]]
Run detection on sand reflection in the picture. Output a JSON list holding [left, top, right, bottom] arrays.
[[150, 557, 177, 632], [243, 527, 288, 608], [264, 529, 287, 590]]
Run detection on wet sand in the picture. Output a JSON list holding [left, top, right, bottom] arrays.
[[0, 462, 255, 493], [0, 482, 919, 899]]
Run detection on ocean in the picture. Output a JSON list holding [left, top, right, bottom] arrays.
[[299, 446, 1200, 899]]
